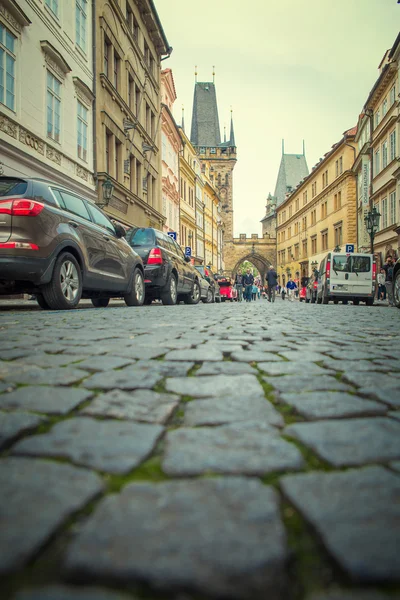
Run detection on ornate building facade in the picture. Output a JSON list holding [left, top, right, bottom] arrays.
[[0, 0, 96, 200]]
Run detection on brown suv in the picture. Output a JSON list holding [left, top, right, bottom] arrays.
[[0, 177, 144, 310]]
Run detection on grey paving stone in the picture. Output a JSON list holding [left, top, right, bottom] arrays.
[[231, 350, 284, 362], [0, 381, 13, 392], [64, 478, 288, 599], [74, 355, 134, 372], [278, 392, 387, 420], [390, 461, 400, 472], [323, 359, 388, 372], [0, 386, 93, 415], [81, 363, 163, 391], [0, 411, 47, 450], [14, 586, 134, 600], [196, 361, 256, 376], [82, 389, 179, 425], [0, 457, 103, 574], [389, 410, 400, 421], [164, 347, 224, 361], [281, 466, 400, 582], [342, 371, 400, 389], [163, 422, 304, 475], [166, 373, 265, 399], [258, 362, 329, 376], [201, 343, 246, 354], [0, 348, 31, 360], [2, 365, 90, 386], [112, 346, 168, 360], [12, 417, 163, 474], [184, 396, 284, 428], [327, 350, 384, 361], [265, 375, 352, 394], [14, 353, 87, 368], [307, 592, 395, 600], [278, 350, 328, 362], [285, 418, 400, 466], [357, 383, 400, 407]]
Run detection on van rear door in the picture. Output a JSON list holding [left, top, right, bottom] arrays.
[[350, 254, 373, 296], [331, 254, 351, 295]]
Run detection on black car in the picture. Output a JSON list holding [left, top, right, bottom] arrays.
[[0, 176, 145, 310], [126, 227, 201, 305], [194, 265, 221, 303]]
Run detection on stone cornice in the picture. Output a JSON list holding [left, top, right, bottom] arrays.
[[0, 1, 31, 33], [73, 77, 94, 105], [40, 40, 72, 80]]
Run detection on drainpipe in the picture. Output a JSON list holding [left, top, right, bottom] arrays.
[[92, 0, 97, 197]]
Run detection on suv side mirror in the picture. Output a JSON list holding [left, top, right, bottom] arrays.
[[114, 224, 126, 238]]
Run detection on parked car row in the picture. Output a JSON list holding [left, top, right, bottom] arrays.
[[0, 176, 225, 311]]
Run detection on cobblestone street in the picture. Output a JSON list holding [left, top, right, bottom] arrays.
[[0, 300, 399, 600]]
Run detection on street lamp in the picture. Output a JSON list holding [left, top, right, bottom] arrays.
[[364, 206, 381, 254], [97, 176, 114, 209]]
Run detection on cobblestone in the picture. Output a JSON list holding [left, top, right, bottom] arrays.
[[183, 395, 284, 427], [0, 386, 92, 414], [165, 373, 265, 398], [278, 391, 387, 420], [14, 586, 135, 600], [0, 411, 47, 449]]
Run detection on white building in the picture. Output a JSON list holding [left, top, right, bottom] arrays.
[[0, 0, 95, 200]]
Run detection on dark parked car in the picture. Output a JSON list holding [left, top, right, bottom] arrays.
[[126, 227, 201, 305], [194, 265, 221, 303], [0, 176, 145, 310], [393, 257, 400, 309]]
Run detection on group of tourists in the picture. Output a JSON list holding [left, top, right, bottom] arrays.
[[235, 266, 287, 303], [377, 255, 395, 306]]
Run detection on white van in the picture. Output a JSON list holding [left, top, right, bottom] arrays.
[[316, 252, 376, 305]]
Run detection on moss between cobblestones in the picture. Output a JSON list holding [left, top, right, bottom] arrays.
[[282, 435, 334, 472], [105, 457, 169, 492], [187, 364, 201, 376], [181, 394, 195, 403], [152, 379, 167, 393]]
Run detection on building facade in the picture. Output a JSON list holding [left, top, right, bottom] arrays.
[[94, 0, 170, 228], [0, 0, 96, 200], [178, 127, 196, 257], [276, 128, 357, 286], [353, 112, 372, 253], [160, 68, 180, 235], [202, 163, 222, 272], [362, 34, 399, 265]]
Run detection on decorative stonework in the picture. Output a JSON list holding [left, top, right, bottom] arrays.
[[0, 5, 21, 33], [76, 165, 89, 181], [0, 114, 17, 139], [73, 77, 94, 106], [110, 197, 128, 214], [46, 145, 62, 165], [44, 54, 66, 80], [19, 127, 45, 155], [41, 41, 71, 81]]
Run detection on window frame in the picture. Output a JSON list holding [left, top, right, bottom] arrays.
[[46, 70, 62, 143], [0, 23, 16, 112], [76, 0, 87, 52]]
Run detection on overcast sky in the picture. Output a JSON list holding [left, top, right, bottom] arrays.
[[156, 0, 400, 236]]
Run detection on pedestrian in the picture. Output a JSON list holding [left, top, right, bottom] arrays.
[[257, 285, 262, 300], [377, 268, 386, 302], [235, 272, 244, 302], [286, 277, 298, 302], [265, 265, 278, 303], [252, 283, 258, 301], [382, 256, 395, 306], [281, 285, 286, 300], [243, 269, 254, 302]]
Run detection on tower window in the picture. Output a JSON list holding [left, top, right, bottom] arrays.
[[210, 147, 216, 154]]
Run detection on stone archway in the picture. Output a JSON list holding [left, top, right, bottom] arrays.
[[232, 253, 272, 282]]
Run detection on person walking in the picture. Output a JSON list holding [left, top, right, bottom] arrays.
[[252, 283, 258, 301], [286, 277, 297, 302], [243, 269, 254, 302], [235, 272, 244, 302], [383, 256, 395, 306], [377, 269, 386, 302], [266, 265, 278, 303]]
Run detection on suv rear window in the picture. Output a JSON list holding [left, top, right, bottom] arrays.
[[0, 178, 28, 196], [130, 228, 155, 246]]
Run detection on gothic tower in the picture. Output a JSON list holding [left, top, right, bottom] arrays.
[[190, 81, 237, 242]]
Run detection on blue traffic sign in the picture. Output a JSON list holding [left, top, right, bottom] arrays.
[[345, 244, 355, 253], [185, 246, 192, 257], [167, 231, 177, 241]]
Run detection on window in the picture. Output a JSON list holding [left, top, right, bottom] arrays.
[[47, 71, 61, 142], [104, 36, 111, 77], [115, 139, 121, 181], [113, 51, 120, 90], [339, 156, 343, 174], [282, 230, 286, 242], [295, 198, 299, 212], [302, 216, 307, 231], [390, 84, 396, 106], [310, 209, 316, 225], [0, 23, 16, 111], [77, 101, 88, 161], [288, 205, 292, 218], [88, 203, 115, 232], [303, 191, 308, 205], [334, 192, 342, 211], [76, 0, 87, 50], [294, 244, 299, 259], [45, 0, 59, 16], [389, 192, 396, 225], [335, 160, 339, 178], [390, 130, 396, 162], [382, 140, 388, 169], [375, 109, 380, 127], [135, 85, 140, 118], [59, 191, 91, 220], [321, 201, 328, 219], [322, 170, 328, 188], [302, 239, 307, 257], [374, 149, 380, 175], [311, 181, 317, 198], [105, 130, 112, 174], [382, 98, 388, 117], [334, 222, 343, 247], [321, 230, 328, 251], [311, 236, 317, 254], [288, 226, 291, 239], [382, 197, 388, 229], [287, 246, 292, 260], [294, 222, 299, 235], [277, 232, 281, 243]]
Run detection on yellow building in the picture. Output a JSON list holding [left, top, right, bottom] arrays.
[[276, 128, 357, 286], [94, 0, 171, 228], [178, 128, 196, 255], [202, 164, 222, 271]]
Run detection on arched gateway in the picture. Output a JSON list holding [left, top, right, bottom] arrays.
[[190, 78, 276, 280]]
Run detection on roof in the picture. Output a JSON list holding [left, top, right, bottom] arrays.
[[273, 154, 309, 206], [190, 82, 221, 147]]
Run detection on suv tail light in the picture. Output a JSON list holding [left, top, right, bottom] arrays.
[[326, 260, 331, 279], [0, 242, 39, 250], [0, 199, 44, 216], [147, 248, 163, 265], [372, 262, 377, 280]]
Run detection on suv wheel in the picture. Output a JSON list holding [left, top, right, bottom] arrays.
[[203, 287, 213, 303], [124, 268, 145, 306], [92, 298, 110, 308], [184, 279, 200, 305], [36, 294, 51, 310], [394, 270, 400, 308], [42, 252, 82, 310], [161, 274, 177, 305]]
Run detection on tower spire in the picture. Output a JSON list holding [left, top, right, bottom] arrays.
[[229, 107, 235, 147], [182, 105, 185, 132]]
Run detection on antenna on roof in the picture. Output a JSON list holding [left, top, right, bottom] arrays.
[[302, 139, 305, 155], [195, 65, 197, 83], [212, 65, 215, 83]]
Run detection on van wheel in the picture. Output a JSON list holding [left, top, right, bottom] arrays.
[[342, 299, 348, 305], [161, 274, 177, 305], [36, 293, 51, 310], [334, 299, 339, 304], [353, 299, 360, 305], [92, 298, 110, 308], [42, 252, 82, 310], [124, 268, 145, 306], [366, 297, 374, 306], [184, 280, 200, 304]]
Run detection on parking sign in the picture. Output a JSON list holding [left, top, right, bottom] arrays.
[[167, 231, 177, 241], [345, 244, 354, 253], [185, 246, 192, 257]]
